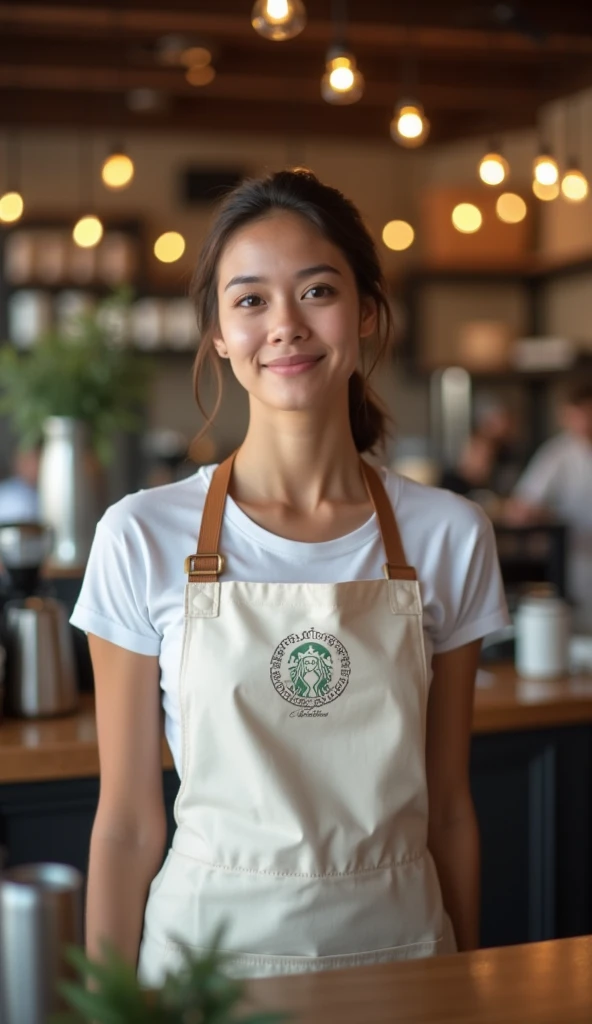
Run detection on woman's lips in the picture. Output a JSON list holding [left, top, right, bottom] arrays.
[[263, 355, 324, 376]]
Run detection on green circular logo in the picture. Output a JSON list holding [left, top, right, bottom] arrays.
[[270, 629, 351, 708]]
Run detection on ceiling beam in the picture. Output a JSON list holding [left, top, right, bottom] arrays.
[[0, 89, 538, 144], [0, 65, 560, 112], [2, 4, 592, 57]]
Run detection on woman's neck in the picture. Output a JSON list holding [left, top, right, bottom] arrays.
[[231, 396, 368, 514]]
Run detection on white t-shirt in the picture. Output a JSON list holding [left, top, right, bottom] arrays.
[[514, 433, 592, 629], [71, 465, 510, 775]]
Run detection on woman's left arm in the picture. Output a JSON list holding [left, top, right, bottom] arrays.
[[426, 638, 482, 951]]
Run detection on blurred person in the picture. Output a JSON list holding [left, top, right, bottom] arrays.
[[473, 398, 523, 496], [0, 445, 40, 524], [506, 378, 592, 632], [440, 432, 498, 498]]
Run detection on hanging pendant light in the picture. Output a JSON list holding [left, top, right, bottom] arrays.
[[478, 145, 509, 186], [561, 166, 589, 202], [0, 133, 25, 224], [73, 136, 103, 249], [321, 47, 364, 104], [532, 179, 559, 202], [251, 0, 306, 41], [560, 99, 589, 202], [390, 99, 430, 148], [101, 145, 135, 190], [321, 2, 364, 105], [533, 149, 559, 186], [390, 42, 430, 149]]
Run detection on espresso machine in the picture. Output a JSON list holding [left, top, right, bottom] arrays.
[[0, 523, 78, 719]]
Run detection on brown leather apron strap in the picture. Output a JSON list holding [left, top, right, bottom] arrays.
[[359, 461, 417, 581], [185, 452, 416, 583], [184, 452, 237, 583]]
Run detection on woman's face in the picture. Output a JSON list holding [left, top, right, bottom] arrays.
[[213, 211, 376, 414]]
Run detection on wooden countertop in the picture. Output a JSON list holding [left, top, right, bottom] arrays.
[[1, 663, 592, 784], [245, 935, 592, 1024]]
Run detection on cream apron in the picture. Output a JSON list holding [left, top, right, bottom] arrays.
[[138, 454, 456, 984]]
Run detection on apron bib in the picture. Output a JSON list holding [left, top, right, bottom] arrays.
[[138, 455, 456, 983]]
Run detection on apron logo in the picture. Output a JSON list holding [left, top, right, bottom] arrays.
[[270, 629, 351, 708]]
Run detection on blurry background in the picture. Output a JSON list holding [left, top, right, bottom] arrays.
[[0, 0, 591, 495]]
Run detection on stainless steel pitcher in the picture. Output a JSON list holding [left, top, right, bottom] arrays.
[[4, 597, 78, 718], [0, 863, 84, 1024]]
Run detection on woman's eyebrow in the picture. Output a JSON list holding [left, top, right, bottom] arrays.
[[224, 264, 342, 292]]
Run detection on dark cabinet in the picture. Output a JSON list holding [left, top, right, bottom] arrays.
[[471, 725, 592, 947]]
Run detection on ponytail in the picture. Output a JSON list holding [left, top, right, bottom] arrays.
[[348, 370, 389, 455]]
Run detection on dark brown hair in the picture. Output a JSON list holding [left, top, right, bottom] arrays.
[[190, 168, 394, 453]]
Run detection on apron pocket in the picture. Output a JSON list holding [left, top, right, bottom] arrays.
[[163, 934, 443, 980]]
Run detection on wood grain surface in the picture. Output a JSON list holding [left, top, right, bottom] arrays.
[[245, 936, 592, 1024], [1, 664, 592, 783]]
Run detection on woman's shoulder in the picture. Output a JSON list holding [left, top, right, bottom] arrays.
[[98, 464, 217, 539], [381, 466, 492, 541]]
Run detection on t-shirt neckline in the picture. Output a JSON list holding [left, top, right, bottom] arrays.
[[199, 464, 400, 560]]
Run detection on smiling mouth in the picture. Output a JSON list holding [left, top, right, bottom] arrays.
[[262, 354, 325, 376]]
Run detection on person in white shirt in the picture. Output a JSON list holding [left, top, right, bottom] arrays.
[[508, 378, 592, 632], [72, 169, 509, 982]]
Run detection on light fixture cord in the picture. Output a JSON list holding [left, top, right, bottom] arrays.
[[6, 130, 21, 193], [331, 0, 348, 49], [78, 134, 94, 211]]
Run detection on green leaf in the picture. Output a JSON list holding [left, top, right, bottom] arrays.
[[0, 288, 154, 465]]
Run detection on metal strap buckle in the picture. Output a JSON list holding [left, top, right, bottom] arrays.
[[184, 553, 225, 576]]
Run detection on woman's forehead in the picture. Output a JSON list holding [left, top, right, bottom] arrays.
[[218, 211, 345, 277]]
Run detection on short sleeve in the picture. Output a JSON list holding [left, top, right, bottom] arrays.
[[70, 509, 161, 657], [432, 517, 510, 654], [513, 444, 560, 506]]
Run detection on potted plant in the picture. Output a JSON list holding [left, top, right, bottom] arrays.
[[0, 289, 152, 566], [51, 932, 286, 1024]]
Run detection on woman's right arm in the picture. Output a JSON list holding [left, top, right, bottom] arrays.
[[85, 635, 167, 967]]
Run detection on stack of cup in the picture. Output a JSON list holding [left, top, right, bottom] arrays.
[[0, 863, 83, 1024]]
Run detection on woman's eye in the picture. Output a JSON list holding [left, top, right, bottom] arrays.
[[237, 294, 264, 308], [303, 284, 335, 299]]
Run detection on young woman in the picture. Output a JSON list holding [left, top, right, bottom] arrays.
[[71, 169, 510, 984]]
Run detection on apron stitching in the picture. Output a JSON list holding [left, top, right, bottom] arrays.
[[170, 848, 425, 878]]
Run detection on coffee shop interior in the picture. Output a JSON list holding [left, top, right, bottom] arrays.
[[1, 2, 592, 1021]]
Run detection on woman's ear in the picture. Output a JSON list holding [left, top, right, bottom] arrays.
[[212, 334, 229, 359], [359, 297, 377, 339]]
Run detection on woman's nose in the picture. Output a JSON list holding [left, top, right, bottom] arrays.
[[268, 300, 310, 345]]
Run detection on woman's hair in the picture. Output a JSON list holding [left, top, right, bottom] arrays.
[[190, 168, 394, 453]]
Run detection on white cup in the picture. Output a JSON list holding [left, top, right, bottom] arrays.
[[514, 592, 570, 679]]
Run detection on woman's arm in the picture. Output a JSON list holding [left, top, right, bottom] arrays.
[[85, 635, 167, 966], [425, 638, 482, 951]]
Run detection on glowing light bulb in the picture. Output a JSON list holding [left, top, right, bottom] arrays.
[[561, 168, 589, 202], [532, 179, 559, 202], [101, 152, 134, 190], [73, 215, 104, 248], [154, 231, 186, 263], [321, 51, 364, 105], [390, 101, 430, 148], [251, 0, 306, 41], [496, 193, 527, 223], [180, 46, 212, 69], [452, 203, 482, 234], [479, 152, 509, 186], [382, 220, 414, 251], [533, 153, 559, 186], [185, 64, 216, 86], [0, 191, 24, 223]]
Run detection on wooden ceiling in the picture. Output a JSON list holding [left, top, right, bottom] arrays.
[[2, 1, 592, 144]]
